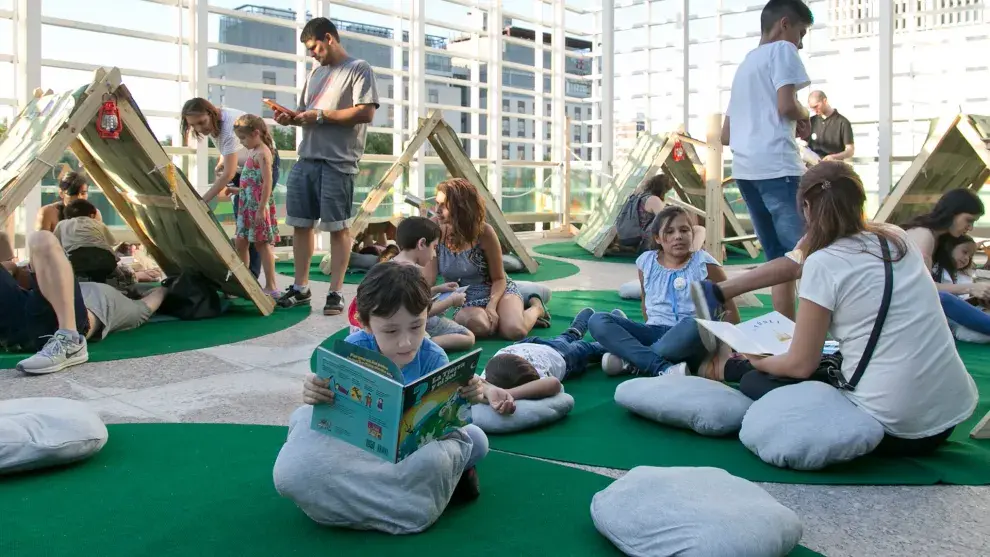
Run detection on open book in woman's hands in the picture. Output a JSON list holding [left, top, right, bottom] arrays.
[[696, 312, 838, 357]]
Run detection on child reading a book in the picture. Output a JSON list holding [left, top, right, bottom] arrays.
[[696, 161, 977, 457], [477, 307, 623, 414], [588, 206, 739, 377], [232, 114, 281, 298], [303, 262, 489, 500], [390, 216, 476, 351], [932, 235, 990, 343]]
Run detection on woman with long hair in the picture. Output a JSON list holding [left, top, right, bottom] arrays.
[[36, 171, 102, 232], [701, 161, 977, 457], [902, 189, 990, 335], [180, 97, 260, 278], [423, 178, 549, 340]]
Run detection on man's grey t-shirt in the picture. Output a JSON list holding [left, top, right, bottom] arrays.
[[296, 58, 380, 174]]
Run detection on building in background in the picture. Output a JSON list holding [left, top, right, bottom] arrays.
[[614, 113, 647, 162]]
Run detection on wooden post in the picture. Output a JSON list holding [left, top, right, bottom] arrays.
[[704, 113, 724, 257]]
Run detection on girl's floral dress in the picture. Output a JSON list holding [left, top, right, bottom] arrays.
[[235, 150, 280, 244]]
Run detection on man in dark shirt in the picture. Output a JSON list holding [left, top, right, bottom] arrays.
[[807, 90, 855, 161]]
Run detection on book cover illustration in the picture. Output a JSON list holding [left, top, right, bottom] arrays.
[[395, 349, 481, 462]]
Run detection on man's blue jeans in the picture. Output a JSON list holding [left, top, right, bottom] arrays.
[[735, 176, 805, 260], [588, 313, 708, 376]]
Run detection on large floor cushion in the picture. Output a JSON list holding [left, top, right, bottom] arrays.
[[0, 397, 108, 474], [618, 280, 641, 300], [471, 391, 575, 434], [591, 466, 803, 557], [273, 405, 473, 534], [615, 376, 753, 436], [739, 381, 885, 471]]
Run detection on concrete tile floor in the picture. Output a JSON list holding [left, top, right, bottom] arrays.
[[2, 233, 987, 557]]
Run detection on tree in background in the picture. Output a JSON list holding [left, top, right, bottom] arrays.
[[365, 132, 393, 155], [0, 118, 7, 139]]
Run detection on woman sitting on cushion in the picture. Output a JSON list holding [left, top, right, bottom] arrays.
[[901, 189, 990, 336], [695, 161, 977, 457], [589, 205, 738, 377], [423, 178, 550, 341]]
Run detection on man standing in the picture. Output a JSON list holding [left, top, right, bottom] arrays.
[[807, 90, 855, 161], [274, 17, 379, 315]]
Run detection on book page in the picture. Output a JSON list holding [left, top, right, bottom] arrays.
[[311, 347, 403, 462], [696, 319, 772, 355], [395, 349, 481, 463], [735, 312, 795, 356]]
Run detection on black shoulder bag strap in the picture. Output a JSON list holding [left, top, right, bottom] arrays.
[[836, 236, 894, 391]]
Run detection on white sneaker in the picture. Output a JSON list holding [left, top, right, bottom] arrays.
[[16, 331, 89, 375], [664, 362, 689, 377], [601, 352, 629, 376], [610, 309, 627, 319]]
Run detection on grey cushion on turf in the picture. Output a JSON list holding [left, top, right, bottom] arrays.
[[739, 381, 885, 471], [615, 376, 753, 436], [273, 405, 473, 534], [471, 391, 574, 434], [503, 254, 525, 273], [618, 280, 641, 299], [0, 397, 108, 474], [591, 466, 803, 557]]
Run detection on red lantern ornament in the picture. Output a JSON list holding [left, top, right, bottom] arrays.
[[96, 94, 122, 139], [672, 140, 685, 162]]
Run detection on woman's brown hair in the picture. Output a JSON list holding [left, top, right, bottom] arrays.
[[233, 114, 276, 157], [179, 97, 221, 141], [798, 161, 907, 260], [436, 178, 485, 249]]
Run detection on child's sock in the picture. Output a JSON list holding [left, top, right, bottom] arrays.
[[292, 284, 310, 295]]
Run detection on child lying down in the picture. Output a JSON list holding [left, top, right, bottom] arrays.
[[478, 308, 625, 414]]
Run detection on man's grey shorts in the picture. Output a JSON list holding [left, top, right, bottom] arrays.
[[426, 315, 470, 338], [80, 282, 153, 339], [285, 159, 355, 232]]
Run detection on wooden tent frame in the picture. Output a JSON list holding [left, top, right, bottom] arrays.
[[0, 68, 274, 315], [576, 117, 759, 260], [349, 110, 539, 273], [875, 113, 990, 224]]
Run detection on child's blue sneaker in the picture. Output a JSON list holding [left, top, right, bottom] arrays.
[[566, 307, 596, 337], [690, 281, 724, 351]]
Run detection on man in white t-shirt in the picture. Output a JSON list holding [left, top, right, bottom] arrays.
[[722, 0, 814, 320]]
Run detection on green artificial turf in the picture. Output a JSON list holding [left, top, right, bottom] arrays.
[[277, 255, 580, 284], [534, 241, 766, 265]]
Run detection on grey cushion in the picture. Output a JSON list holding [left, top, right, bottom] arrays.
[[591, 466, 803, 557], [618, 280, 641, 299], [0, 397, 108, 474], [273, 405, 473, 534], [739, 381, 885, 471], [503, 254, 525, 273], [615, 376, 753, 436], [471, 391, 574, 434]]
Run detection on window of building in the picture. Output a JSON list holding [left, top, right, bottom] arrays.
[[516, 145, 526, 158], [517, 100, 525, 112], [388, 85, 394, 99], [587, 128, 593, 143], [502, 117, 509, 136], [517, 126, 525, 138], [262, 91, 277, 117], [573, 125, 581, 142], [546, 102, 551, 116], [428, 89, 439, 104], [502, 144, 510, 158], [262, 71, 276, 86], [503, 99, 510, 112]]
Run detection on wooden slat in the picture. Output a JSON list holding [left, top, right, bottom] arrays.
[[972, 410, 990, 439]]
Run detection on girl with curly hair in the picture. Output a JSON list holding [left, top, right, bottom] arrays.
[[423, 178, 550, 340]]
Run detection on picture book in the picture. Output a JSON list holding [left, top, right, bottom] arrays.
[[311, 340, 480, 463], [697, 312, 839, 356]]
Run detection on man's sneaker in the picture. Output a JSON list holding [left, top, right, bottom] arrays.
[[610, 308, 627, 319], [16, 331, 89, 375], [324, 291, 345, 316], [663, 362, 689, 377], [690, 281, 724, 351], [276, 286, 312, 309], [450, 467, 480, 504]]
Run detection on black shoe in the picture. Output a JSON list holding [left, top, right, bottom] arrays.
[[276, 286, 312, 309], [323, 291, 345, 316], [450, 467, 480, 504]]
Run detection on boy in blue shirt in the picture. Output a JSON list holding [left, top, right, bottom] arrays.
[[722, 0, 813, 320], [303, 262, 488, 501]]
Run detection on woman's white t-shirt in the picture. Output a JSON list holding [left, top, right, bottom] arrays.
[[217, 107, 248, 166], [799, 227, 978, 439]]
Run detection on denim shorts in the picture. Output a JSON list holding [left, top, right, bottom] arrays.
[[735, 176, 806, 261], [285, 159, 355, 232]]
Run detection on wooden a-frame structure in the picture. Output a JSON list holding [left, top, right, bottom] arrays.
[[349, 110, 539, 274], [575, 129, 759, 260], [875, 113, 990, 225], [0, 67, 275, 315]]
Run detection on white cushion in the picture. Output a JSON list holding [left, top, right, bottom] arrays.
[[591, 466, 803, 557], [0, 397, 108, 474], [471, 391, 574, 434], [273, 405, 473, 534], [615, 376, 752, 436], [739, 381, 885, 471], [618, 280, 641, 299], [503, 254, 525, 273]]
